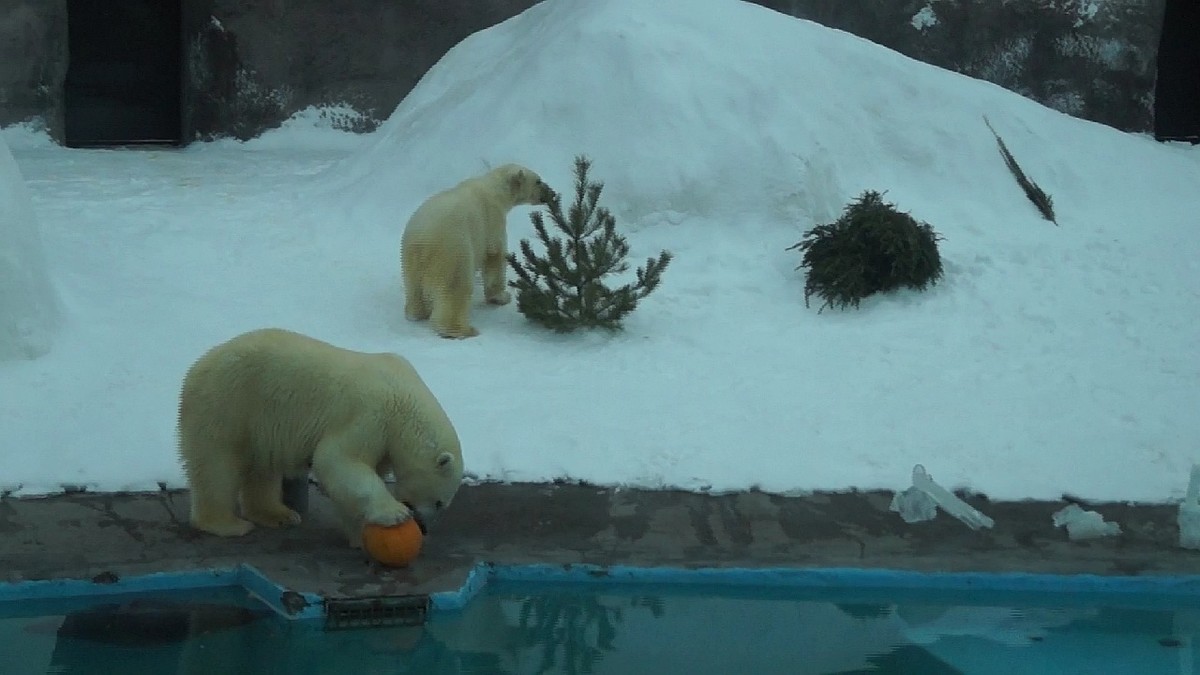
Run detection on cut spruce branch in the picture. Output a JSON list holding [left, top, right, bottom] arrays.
[[983, 115, 1057, 225]]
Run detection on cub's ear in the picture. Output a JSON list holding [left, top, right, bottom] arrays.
[[436, 451, 456, 473], [508, 169, 528, 193]]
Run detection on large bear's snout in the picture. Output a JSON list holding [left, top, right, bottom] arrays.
[[538, 183, 557, 205], [402, 501, 430, 535]]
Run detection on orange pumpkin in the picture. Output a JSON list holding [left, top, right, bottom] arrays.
[[362, 519, 423, 567]]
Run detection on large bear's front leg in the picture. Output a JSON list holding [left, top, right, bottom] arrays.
[[482, 249, 511, 306], [312, 431, 413, 537]]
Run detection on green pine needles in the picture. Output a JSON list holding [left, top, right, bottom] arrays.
[[788, 190, 944, 312], [506, 155, 673, 333]]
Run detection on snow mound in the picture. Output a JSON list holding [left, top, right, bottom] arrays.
[[324, 0, 1132, 230], [0, 134, 60, 360]]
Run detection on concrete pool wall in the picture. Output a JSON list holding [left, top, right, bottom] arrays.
[[2, 482, 1198, 608]]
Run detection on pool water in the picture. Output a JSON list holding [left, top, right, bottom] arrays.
[[1, 580, 1197, 674]]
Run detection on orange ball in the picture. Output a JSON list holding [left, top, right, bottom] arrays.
[[362, 519, 424, 567]]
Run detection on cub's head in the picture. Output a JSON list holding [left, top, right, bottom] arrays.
[[393, 449, 464, 533], [497, 163, 556, 206]]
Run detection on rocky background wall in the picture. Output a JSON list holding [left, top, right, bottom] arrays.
[[0, 1, 68, 136], [765, 0, 1168, 134], [0, 0, 1170, 143]]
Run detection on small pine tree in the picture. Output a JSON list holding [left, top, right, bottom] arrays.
[[506, 155, 673, 333]]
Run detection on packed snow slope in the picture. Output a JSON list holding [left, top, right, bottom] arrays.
[[1, 0, 1197, 504], [327, 0, 1194, 234]]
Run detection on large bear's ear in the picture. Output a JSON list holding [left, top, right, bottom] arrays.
[[435, 451, 455, 473], [508, 169, 527, 194]]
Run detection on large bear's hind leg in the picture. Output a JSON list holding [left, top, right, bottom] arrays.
[[241, 472, 302, 528], [183, 442, 255, 537]]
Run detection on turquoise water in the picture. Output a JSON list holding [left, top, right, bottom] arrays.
[[1, 581, 1197, 674]]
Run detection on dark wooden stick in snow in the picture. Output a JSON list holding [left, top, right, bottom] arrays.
[[983, 115, 1057, 225]]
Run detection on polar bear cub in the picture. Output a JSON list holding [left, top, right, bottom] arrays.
[[177, 328, 464, 546], [401, 163, 555, 339]]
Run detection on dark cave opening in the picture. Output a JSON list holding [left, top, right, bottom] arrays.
[[63, 0, 183, 147], [1154, 0, 1200, 142]]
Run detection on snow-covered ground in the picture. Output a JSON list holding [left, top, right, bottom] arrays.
[[1, 0, 1197, 503]]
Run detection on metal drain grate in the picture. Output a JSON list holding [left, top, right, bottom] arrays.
[[324, 594, 430, 630]]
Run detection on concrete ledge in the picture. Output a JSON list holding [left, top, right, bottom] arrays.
[[1, 482, 1197, 605]]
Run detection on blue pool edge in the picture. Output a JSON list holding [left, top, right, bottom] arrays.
[[0, 566, 326, 621], [4, 563, 1200, 623]]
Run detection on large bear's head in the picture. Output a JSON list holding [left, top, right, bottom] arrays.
[[391, 445, 464, 533], [496, 163, 556, 206]]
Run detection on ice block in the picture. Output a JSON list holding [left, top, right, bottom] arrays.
[[909, 464, 995, 530], [1051, 504, 1120, 540], [1179, 464, 1200, 550]]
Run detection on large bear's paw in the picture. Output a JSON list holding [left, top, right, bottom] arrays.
[[363, 499, 413, 527], [193, 516, 256, 537], [244, 504, 303, 528]]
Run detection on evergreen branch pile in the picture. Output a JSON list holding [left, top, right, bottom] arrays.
[[506, 155, 672, 332], [983, 115, 1057, 225], [788, 190, 944, 312]]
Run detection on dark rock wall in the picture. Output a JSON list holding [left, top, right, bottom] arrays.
[[761, 0, 1167, 133], [0, 0, 1171, 143], [0, 0, 67, 137], [182, 0, 540, 140]]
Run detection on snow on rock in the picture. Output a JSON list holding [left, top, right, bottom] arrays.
[[911, 6, 939, 30], [0, 134, 60, 361]]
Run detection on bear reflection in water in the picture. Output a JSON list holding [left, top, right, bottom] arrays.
[[25, 599, 271, 647], [23, 598, 277, 675], [55, 595, 267, 643]]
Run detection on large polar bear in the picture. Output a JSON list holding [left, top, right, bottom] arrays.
[[176, 328, 464, 547], [401, 163, 555, 339]]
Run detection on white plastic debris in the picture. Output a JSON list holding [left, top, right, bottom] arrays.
[[1178, 464, 1200, 550], [890, 464, 995, 530], [1051, 504, 1121, 541]]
